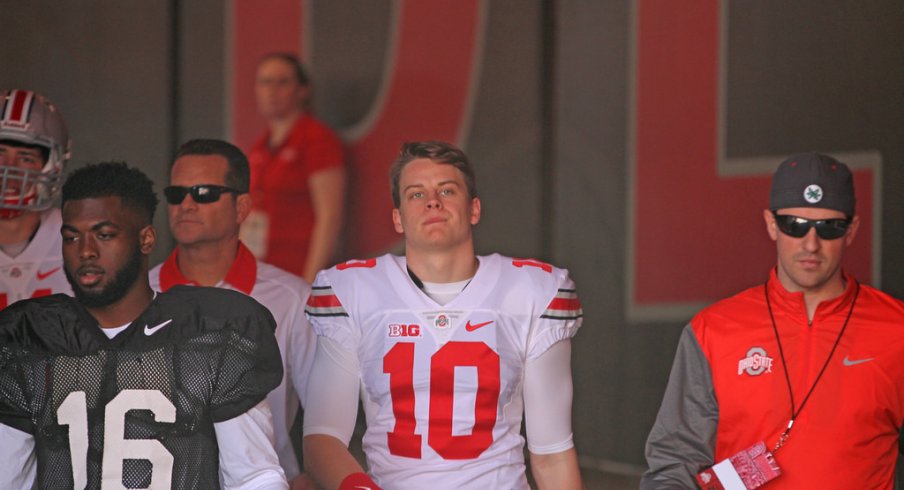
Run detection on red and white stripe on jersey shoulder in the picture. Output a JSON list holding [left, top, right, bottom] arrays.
[[512, 257, 552, 273], [305, 286, 349, 317], [541, 288, 583, 321], [1, 89, 36, 129], [336, 258, 377, 270]]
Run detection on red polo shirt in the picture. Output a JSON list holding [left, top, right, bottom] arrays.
[[247, 113, 344, 277], [157, 241, 257, 295]]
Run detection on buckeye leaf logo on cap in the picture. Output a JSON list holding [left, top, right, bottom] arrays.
[[804, 184, 823, 204]]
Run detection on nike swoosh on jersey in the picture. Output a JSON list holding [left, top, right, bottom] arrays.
[[144, 319, 173, 336], [37, 267, 61, 280], [842, 356, 874, 366], [465, 320, 493, 332]]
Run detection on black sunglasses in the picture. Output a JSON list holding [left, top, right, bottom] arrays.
[[773, 212, 852, 240], [163, 184, 241, 205]]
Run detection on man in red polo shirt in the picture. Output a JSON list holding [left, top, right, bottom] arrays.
[[150, 139, 316, 489]]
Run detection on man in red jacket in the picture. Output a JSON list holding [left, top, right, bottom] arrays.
[[643, 153, 904, 489]]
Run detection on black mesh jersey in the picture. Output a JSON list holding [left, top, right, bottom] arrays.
[[0, 285, 283, 489]]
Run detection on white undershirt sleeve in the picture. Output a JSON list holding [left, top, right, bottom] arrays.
[[289, 308, 317, 411], [270, 303, 316, 480], [302, 336, 360, 445], [523, 339, 576, 454], [0, 423, 36, 489], [215, 400, 289, 490]]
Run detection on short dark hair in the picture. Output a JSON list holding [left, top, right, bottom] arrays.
[[389, 141, 478, 208], [174, 139, 250, 193], [259, 52, 310, 86], [62, 162, 158, 224]]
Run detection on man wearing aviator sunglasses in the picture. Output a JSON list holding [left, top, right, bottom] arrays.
[[644, 153, 904, 489], [163, 183, 241, 205], [150, 139, 316, 490]]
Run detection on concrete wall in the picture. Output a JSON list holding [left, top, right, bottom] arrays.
[[0, 1, 174, 262]]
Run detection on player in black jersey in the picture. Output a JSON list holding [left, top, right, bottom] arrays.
[[0, 162, 288, 489]]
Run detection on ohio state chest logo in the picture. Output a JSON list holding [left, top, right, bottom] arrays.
[[738, 347, 774, 376]]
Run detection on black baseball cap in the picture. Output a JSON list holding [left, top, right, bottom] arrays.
[[769, 152, 855, 216]]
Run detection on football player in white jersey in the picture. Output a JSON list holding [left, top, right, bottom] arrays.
[[0, 89, 72, 309], [149, 138, 317, 489], [303, 141, 584, 490]]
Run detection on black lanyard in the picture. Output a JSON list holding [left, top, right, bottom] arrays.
[[406, 266, 474, 293], [407, 266, 426, 290], [764, 278, 860, 452]]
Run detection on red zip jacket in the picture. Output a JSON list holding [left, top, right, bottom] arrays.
[[643, 269, 904, 489]]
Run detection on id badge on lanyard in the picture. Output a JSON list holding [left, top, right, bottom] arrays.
[[696, 441, 781, 490]]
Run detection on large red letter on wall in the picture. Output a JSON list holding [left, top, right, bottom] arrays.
[[629, 0, 876, 321], [228, 1, 483, 257]]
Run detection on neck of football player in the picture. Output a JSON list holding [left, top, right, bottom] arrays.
[[777, 265, 847, 322], [0, 211, 41, 245], [267, 109, 302, 148], [406, 242, 479, 284], [176, 237, 240, 287], [89, 270, 155, 329]]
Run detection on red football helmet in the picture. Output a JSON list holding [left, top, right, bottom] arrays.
[[0, 89, 71, 219]]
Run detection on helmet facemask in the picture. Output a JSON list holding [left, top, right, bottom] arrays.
[[0, 161, 63, 218], [0, 89, 70, 219]]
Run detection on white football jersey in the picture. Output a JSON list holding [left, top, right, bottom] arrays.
[[305, 253, 582, 489], [149, 243, 316, 480], [0, 209, 72, 309]]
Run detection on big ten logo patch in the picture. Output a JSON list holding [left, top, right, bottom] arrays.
[[388, 324, 422, 338]]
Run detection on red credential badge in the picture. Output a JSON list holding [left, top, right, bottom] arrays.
[[696, 441, 781, 489]]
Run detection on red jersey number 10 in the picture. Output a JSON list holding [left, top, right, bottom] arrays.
[[384, 341, 501, 460]]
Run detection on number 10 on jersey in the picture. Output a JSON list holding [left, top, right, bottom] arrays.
[[383, 340, 501, 460]]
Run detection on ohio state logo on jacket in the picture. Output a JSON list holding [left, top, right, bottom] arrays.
[[738, 347, 774, 376]]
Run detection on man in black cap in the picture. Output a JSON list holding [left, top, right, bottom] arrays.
[[641, 153, 904, 489]]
